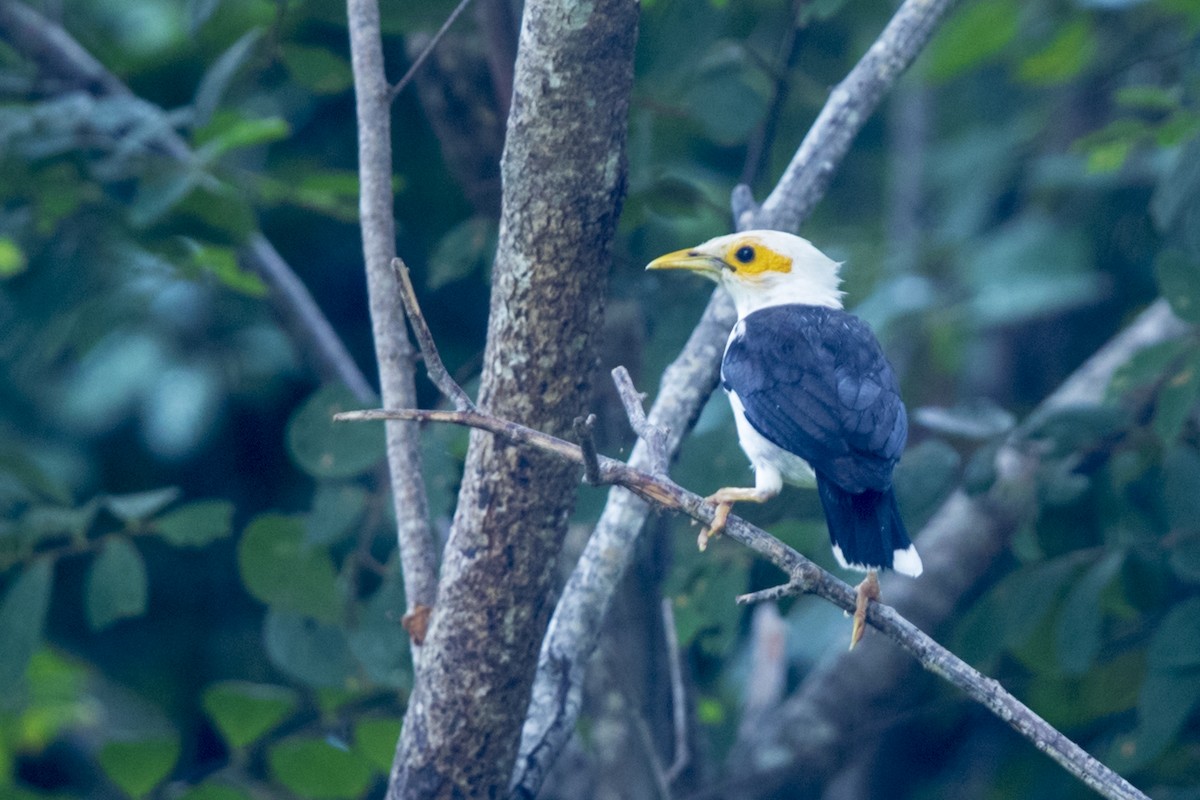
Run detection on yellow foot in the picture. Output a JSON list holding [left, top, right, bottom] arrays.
[[698, 501, 733, 551], [850, 570, 881, 650]]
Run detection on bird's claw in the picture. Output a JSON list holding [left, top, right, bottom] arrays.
[[699, 500, 733, 551], [850, 571, 881, 650]]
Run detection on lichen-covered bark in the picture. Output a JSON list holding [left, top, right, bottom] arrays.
[[389, 0, 639, 797]]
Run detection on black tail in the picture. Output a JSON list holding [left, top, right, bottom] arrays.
[[816, 476, 922, 576]]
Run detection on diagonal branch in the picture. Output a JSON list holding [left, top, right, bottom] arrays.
[[512, 0, 962, 793], [335, 348, 1155, 800]]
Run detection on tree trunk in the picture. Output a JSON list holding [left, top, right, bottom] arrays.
[[389, 0, 640, 796]]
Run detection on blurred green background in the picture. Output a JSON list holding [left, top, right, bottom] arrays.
[[2, 0, 1200, 797]]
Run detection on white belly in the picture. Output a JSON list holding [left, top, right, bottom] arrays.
[[727, 390, 817, 490]]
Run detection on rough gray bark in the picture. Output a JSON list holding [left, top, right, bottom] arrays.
[[513, 0, 961, 793], [347, 0, 440, 645], [388, 0, 639, 796]]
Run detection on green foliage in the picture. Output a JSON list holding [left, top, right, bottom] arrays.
[[96, 735, 181, 799], [267, 736, 377, 799], [0, 561, 53, 687], [237, 514, 342, 621], [924, 0, 1020, 82], [202, 681, 299, 749], [353, 716, 403, 773], [287, 385, 386, 479], [85, 538, 148, 631], [3, 0, 1200, 797], [151, 499, 235, 547]]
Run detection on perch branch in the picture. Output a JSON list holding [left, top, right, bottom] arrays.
[[388, 0, 475, 102], [391, 257, 475, 411], [336, 367, 1148, 800]]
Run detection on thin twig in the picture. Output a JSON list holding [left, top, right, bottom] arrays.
[[336, 400, 1149, 800], [391, 257, 476, 411], [574, 415, 602, 485], [389, 0, 475, 102], [661, 598, 689, 786], [612, 366, 670, 477]]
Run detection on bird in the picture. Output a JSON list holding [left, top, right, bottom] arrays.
[[646, 230, 922, 648]]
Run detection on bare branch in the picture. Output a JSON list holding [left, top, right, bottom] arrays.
[[388, 0, 475, 102], [336, 378, 1151, 800], [574, 415, 602, 485], [661, 598, 690, 786], [0, 2, 376, 404], [747, 0, 961, 232], [390, 257, 475, 411], [347, 0, 439, 644], [612, 366, 669, 477]]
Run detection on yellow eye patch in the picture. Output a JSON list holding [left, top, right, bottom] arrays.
[[724, 239, 793, 275]]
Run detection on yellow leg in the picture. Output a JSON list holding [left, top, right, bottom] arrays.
[[850, 570, 880, 650], [698, 486, 776, 551]]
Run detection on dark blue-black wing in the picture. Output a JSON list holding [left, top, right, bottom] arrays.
[[721, 305, 907, 493]]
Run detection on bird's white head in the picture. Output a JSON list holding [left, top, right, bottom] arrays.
[[646, 230, 844, 318]]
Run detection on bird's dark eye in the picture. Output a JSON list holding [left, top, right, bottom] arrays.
[[735, 246, 755, 264]]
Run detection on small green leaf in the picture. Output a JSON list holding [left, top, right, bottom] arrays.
[[1054, 551, 1124, 675], [287, 385, 386, 479], [97, 735, 181, 799], [1164, 445, 1200, 534], [202, 681, 299, 749], [1116, 667, 1200, 771], [353, 717, 402, 773], [1152, 137, 1200, 233], [347, 574, 410, 689], [192, 245, 269, 298], [129, 163, 202, 228], [1155, 249, 1200, 324], [1148, 597, 1200, 670], [0, 560, 53, 686], [153, 500, 235, 547], [192, 29, 263, 128], [1017, 19, 1094, 86], [264, 609, 356, 688], [1154, 351, 1200, 444], [924, 0, 1019, 82], [893, 439, 961, 525], [86, 538, 148, 631], [238, 514, 341, 621], [0, 236, 27, 278], [268, 736, 376, 799], [196, 116, 291, 161], [307, 483, 368, 545], [282, 44, 353, 95], [104, 487, 181, 524], [427, 217, 497, 290], [1107, 338, 1191, 401]]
